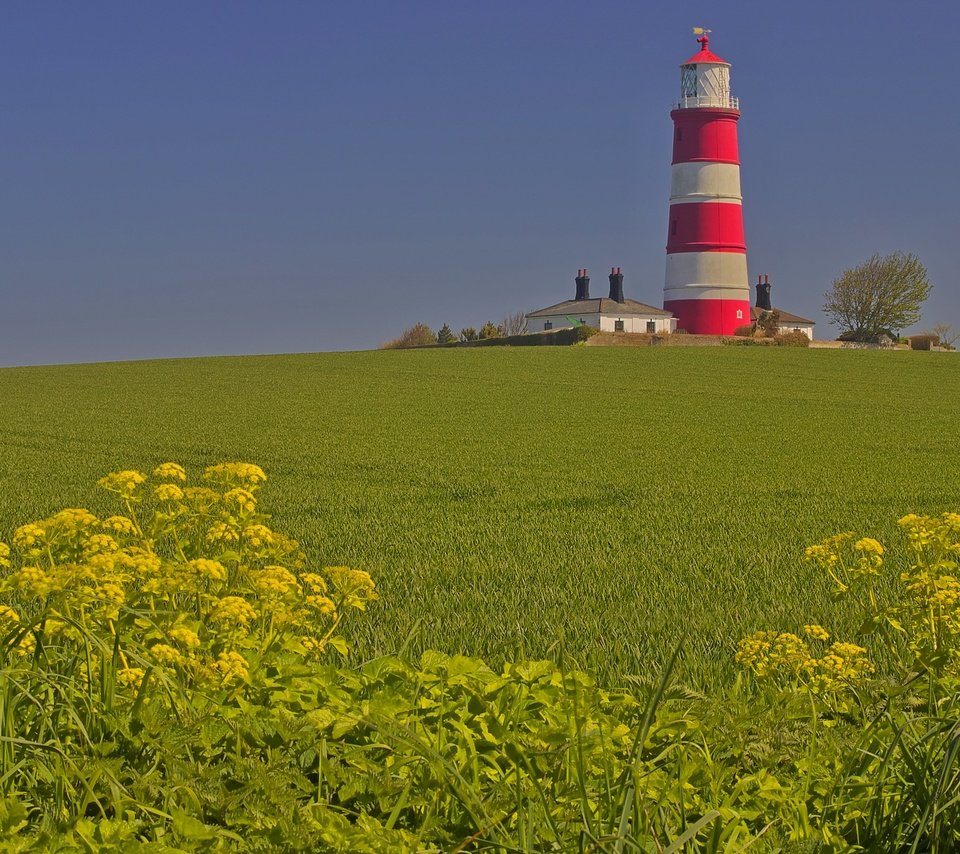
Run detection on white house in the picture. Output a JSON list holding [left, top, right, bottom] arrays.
[[526, 268, 677, 335]]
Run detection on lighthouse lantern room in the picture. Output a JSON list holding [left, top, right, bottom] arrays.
[[663, 31, 751, 335]]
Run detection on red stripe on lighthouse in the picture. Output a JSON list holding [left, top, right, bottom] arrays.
[[671, 108, 741, 164], [662, 298, 752, 336], [667, 202, 745, 254]]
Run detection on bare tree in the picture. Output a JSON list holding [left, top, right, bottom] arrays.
[[500, 311, 528, 337], [824, 252, 931, 342], [931, 323, 960, 350]]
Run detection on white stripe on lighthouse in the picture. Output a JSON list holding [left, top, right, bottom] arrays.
[[664, 251, 749, 295], [670, 162, 742, 205]]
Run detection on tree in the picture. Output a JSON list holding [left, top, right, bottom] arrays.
[[478, 321, 500, 340], [824, 252, 931, 342], [437, 323, 456, 344], [757, 309, 781, 338], [380, 323, 436, 349], [500, 311, 528, 337], [459, 327, 477, 342], [930, 323, 959, 350]]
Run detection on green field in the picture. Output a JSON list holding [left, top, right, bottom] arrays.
[[1, 347, 957, 689]]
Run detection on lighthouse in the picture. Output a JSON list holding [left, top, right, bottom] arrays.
[[663, 31, 751, 334]]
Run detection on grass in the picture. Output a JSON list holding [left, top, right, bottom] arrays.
[[1, 346, 957, 689]]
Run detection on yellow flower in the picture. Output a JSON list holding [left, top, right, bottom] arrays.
[[206, 522, 239, 544], [183, 487, 220, 507], [223, 488, 256, 514], [154, 484, 184, 502], [14, 632, 35, 657], [150, 643, 183, 666], [0, 604, 20, 625], [251, 565, 300, 596], [736, 631, 811, 679], [203, 463, 267, 488], [213, 650, 249, 683], [168, 626, 201, 649], [210, 596, 258, 627], [301, 573, 328, 594], [301, 636, 327, 656], [10, 566, 53, 598], [854, 537, 884, 556], [803, 624, 830, 642], [117, 667, 145, 690], [97, 582, 126, 605], [153, 462, 187, 482], [48, 508, 99, 532], [0, 542, 10, 568], [189, 558, 227, 581], [13, 523, 46, 551], [97, 470, 147, 499], [326, 566, 376, 595], [83, 533, 120, 556], [102, 515, 138, 536], [130, 551, 162, 576], [306, 595, 337, 617], [242, 524, 275, 548]]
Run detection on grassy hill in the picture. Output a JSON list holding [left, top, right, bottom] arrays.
[[1, 346, 957, 689]]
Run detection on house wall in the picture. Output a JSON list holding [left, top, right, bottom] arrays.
[[527, 314, 676, 334], [597, 315, 676, 334], [777, 323, 814, 340]]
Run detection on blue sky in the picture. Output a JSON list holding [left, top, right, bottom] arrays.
[[1, 0, 957, 365]]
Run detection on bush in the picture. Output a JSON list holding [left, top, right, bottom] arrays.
[[5, 469, 960, 849], [734, 324, 756, 337], [0, 463, 378, 849], [478, 321, 500, 340], [380, 322, 437, 349], [774, 330, 811, 347], [721, 336, 772, 346]]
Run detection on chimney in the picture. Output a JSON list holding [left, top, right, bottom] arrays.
[[575, 268, 590, 300], [608, 267, 625, 303], [755, 273, 772, 311]]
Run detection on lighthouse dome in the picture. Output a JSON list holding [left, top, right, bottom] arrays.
[[677, 34, 737, 110]]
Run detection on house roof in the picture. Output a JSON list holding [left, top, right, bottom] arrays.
[[527, 298, 674, 319], [750, 306, 815, 325]]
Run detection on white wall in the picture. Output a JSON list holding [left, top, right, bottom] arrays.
[[528, 314, 676, 334], [778, 323, 814, 340]]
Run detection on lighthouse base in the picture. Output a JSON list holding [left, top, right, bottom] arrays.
[[663, 298, 752, 336]]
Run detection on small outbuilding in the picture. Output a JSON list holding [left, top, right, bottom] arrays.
[[526, 268, 676, 334]]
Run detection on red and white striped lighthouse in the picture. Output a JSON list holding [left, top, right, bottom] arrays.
[[663, 31, 750, 335]]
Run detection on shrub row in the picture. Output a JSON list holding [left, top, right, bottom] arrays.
[[441, 325, 597, 347]]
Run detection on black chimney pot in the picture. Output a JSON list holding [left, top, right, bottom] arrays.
[[575, 268, 590, 300], [608, 267, 625, 303], [756, 274, 772, 311]]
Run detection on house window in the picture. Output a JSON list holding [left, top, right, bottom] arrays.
[[646, 321, 656, 333], [614, 319, 624, 332], [736, 310, 743, 319], [671, 220, 678, 235], [544, 322, 552, 330]]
